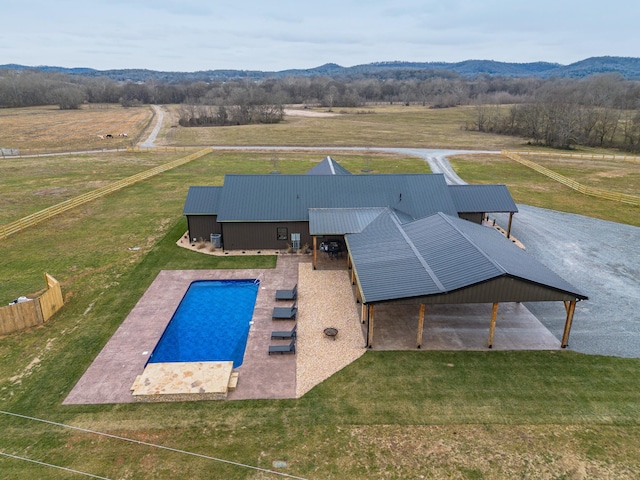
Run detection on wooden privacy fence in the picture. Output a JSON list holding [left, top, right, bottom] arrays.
[[0, 274, 63, 335], [502, 150, 640, 206], [0, 148, 212, 240]]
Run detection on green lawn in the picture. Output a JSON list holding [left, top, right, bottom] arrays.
[[449, 154, 640, 227], [1, 110, 639, 478]]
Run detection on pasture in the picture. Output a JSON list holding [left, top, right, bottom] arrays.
[[450, 154, 640, 227], [0, 104, 639, 479], [0, 104, 152, 153], [166, 104, 526, 150]]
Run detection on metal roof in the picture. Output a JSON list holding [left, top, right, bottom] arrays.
[[346, 211, 587, 304], [182, 186, 222, 215], [215, 174, 458, 222], [448, 184, 518, 213], [309, 207, 390, 235], [306, 156, 352, 175]]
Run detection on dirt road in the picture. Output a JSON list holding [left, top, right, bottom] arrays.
[[139, 105, 164, 148]]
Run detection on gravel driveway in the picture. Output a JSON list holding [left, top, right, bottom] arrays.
[[397, 147, 640, 359], [492, 205, 640, 358]]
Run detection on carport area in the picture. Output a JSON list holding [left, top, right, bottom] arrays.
[[346, 210, 588, 351], [361, 302, 562, 351]]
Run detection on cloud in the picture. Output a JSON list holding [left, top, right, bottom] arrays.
[[2, 0, 639, 71]]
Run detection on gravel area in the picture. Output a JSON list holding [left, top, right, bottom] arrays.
[[492, 205, 640, 358], [296, 263, 367, 397]]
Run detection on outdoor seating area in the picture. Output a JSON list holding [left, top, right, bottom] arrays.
[[271, 323, 297, 340], [272, 302, 298, 320], [320, 240, 344, 259], [268, 338, 297, 355], [275, 284, 297, 300]]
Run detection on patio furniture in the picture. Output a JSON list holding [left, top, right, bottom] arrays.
[[268, 338, 296, 355], [275, 284, 297, 301], [271, 323, 297, 340], [272, 302, 298, 320]]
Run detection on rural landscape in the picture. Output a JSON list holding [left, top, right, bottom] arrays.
[[1, 62, 640, 478]]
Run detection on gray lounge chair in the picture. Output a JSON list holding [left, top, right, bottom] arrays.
[[268, 338, 296, 355], [271, 323, 297, 340], [275, 284, 297, 301], [272, 302, 297, 320]]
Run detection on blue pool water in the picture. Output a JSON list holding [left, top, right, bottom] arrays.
[[149, 279, 259, 368]]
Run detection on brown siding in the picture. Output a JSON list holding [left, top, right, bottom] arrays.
[[186, 215, 221, 242], [222, 221, 311, 250], [458, 212, 484, 224], [376, 276, 579, 306]]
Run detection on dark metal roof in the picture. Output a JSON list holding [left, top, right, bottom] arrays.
[[309, 208, 388, 235], [306, 156, 352, 175], [448, 184, 518, 213], [346, 211, 587, 304], [215, 174, 458, 222], [182, 186, 222, 215]]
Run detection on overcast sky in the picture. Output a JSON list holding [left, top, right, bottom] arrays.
[[2, 0, 638, 72]]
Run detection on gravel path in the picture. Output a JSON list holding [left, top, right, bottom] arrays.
[[296, 263, 366, 397], [139, 105, 164, 148]]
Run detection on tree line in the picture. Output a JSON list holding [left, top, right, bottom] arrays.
[[1, 68, 639, 151]]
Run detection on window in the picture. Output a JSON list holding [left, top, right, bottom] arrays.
[[277, 227, 288, 240]]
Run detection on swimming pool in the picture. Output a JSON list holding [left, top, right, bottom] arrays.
[[148, 279, 259, 368]]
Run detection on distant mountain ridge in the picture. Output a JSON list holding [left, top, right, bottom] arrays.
[[2, 56, 640, 81]]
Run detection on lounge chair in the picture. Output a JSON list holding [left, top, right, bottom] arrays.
[[275, 284, 297, 301], [271, 323, 297, 340], [272, 302, 297, 320], [268, 338, 296, 355]]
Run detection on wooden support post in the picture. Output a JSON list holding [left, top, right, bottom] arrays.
[[361, 303, 367, 324], [561, 300, 577, 348], [367, 305, 375, 348], [313, 236, 317, 269], [507, 212, 514, 239], [487, 302, 499, 348], [351, 267, 355, 285], [417, 304, 425, 349], [347, 254, 352, 270]]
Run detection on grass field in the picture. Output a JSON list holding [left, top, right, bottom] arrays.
[[0, 105, 638, 479], [165, 104, 526, 150], [0, 104, 152, 152]]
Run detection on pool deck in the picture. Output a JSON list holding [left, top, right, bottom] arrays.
[[64, 257, 303, 404]]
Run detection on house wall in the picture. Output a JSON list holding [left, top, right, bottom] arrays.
[[458, 212, 484, 224], [187, 215, 221, 242], [221, 221, 311, 250]]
